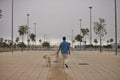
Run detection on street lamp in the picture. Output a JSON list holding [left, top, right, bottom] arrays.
[[27, 14, 30, 47], [89, 6, 92, 46], [80, 19, 82, 34], [11, 0, 14, 53], [80, 19, 82, 50], [71, 29, 74, 48], [34, 22, 36, 46], [114, 0, 118, 55]]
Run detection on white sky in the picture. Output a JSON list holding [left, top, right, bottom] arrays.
[[0, 0, 120, 45]]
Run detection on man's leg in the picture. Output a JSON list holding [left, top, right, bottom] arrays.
[[64, 54, 69, 68], [62, 54, 65, 68], [62, 54, 68, 68]]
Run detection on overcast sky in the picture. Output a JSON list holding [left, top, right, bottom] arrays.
[[0, 0, 120, 45]]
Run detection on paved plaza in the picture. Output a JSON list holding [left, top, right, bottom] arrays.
[[0, 51, 120, 80]]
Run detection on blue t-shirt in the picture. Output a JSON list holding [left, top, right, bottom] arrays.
[[59, 41, 70, 54]]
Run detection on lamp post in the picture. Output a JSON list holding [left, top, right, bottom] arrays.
[[11, 0, 14, 53], [80, 19, 82, 34], [71, 29, 74, 48], [27, 14, 30, 47], [114, 0, 118, 55], [89, 6, 92, 46], [34, 23, 36, 46], [44, 34, 46, 42], [80, 19, 82, 50]]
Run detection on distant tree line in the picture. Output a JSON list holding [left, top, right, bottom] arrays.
[[0, 25, 50, 50], [74, 17, 120, 52], [0, 11, 120, 51]]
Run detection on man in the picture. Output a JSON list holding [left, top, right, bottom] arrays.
[[56, 37, 70, 68]]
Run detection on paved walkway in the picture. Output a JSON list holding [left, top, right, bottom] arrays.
[[0, 51, 120, 80]]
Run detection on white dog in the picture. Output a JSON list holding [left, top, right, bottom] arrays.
[[43, 55, 51, 67]]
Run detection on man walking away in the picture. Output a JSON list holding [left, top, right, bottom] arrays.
[[56, 37, 70, 68]]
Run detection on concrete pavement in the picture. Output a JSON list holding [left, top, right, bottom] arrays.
[[0, 51, 120, 80]]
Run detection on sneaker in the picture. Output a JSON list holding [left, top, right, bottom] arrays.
[[65, 64, 69, 68]]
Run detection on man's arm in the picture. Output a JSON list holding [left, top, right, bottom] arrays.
[[68, 47, 70, 55], [68, 42, 71, 55], [56, 47, 60, 57], [57, 47, 60, 54]]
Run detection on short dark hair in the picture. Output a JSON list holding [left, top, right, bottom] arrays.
[[63, 37, 66, 41]]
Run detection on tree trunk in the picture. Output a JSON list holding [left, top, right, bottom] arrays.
[[100, 35, 102, 53], [22, 35, 24, 52], [80, 41, 81, 51]]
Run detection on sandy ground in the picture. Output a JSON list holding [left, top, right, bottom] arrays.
[[0, 51, 120, 80]]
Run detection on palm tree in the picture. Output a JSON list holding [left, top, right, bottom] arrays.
[[81, 28, 89, 37], [0, 9, 2, 19], [94, 39, 98, 50], [15, 37, 20, 48], [94, 39, 98, 46], [81, 28, 89, 48], [107, 40, 109, 45], [16, 37, 20, 43], [27, 39, 30, 47], [0, 38, 4, 48], [29, 33, 36, 48], [75, 34, 83, 50], [0, 38, 3, 43], [110, 38, 114, 45], [93, 17, 107, 53], [4, 39, 8, 45], [18, 25, 28, 51], [110, 38, 114, 50], [39, 39, 42, 43], [42, 41, 50, 48], [39, 39, 42, 44], [8, 40, 12, 46]]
